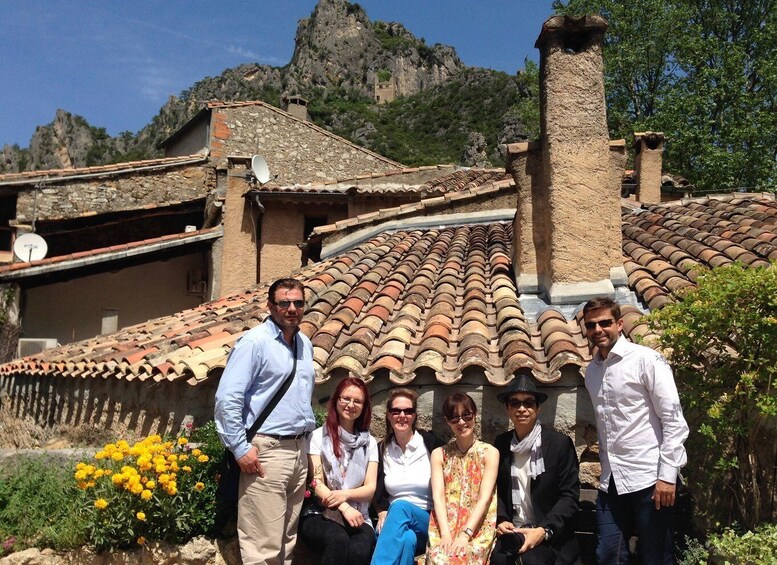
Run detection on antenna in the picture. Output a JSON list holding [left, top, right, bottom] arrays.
[[13, 233, 48, 262], [250, 154, 271, 185]]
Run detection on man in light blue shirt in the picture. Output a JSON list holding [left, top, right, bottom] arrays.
[[215, 277, 316, 565]]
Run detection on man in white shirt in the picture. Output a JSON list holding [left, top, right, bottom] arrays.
[[583, 297, 689, 565]]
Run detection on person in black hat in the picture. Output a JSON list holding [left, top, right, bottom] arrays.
[[489, 375, 580, 565]]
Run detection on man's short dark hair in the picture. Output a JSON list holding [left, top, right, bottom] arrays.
[[583, 297, 621, 320], [268, 278, 305, 304]]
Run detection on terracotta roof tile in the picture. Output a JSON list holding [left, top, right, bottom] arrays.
[[3, 194, 774, 386]]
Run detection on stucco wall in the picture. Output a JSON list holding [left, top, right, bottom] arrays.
[[14, 165, 213, 223], [219, 173, 258, 296], [214, 106, 400, 185], [21, 252, 207, 345], [537, 25, 622, 290], [259, 202, 306, 284]]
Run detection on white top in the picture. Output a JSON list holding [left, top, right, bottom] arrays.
[[383, 431, 433, 510], [308, 427, 379, 521], [585, 335, 689, 494], [511, 451, 536, 527]]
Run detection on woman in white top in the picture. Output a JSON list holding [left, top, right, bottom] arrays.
[[299, 376, 379, 565], [371, 388, 444, 565]]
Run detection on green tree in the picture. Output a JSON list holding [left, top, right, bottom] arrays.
[[646, 263, 777, 529], [555, 0, 776, 192]]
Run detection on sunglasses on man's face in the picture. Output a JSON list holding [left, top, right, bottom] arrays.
[[584, 319, 616, 330], [508, 398, 538, 410], [447, 412, 475, 424], [273, 300, 305, 309], [388, 407, 416, 416]]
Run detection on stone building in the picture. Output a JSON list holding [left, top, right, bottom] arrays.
[[0, 100, 411, 353]]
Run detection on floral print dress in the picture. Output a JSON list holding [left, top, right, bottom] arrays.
[[425, 439, 497, 565]]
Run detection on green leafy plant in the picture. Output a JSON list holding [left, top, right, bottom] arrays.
[[0, 455, 87, 553], [647, 263, 777, 528], [708, 523, 777, 564]]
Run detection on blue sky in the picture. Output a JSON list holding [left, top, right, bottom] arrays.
[[1, 1, 557, 148]]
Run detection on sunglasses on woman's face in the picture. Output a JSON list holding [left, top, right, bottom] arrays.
[[388, 407, 416, 416], [447, 412, 475, 424]]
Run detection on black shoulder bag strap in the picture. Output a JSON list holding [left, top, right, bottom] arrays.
[[245, 334, 299, 443]]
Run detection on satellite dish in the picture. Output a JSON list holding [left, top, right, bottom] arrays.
[[250, 154, 271, 184], [13, 233, 48, 262]]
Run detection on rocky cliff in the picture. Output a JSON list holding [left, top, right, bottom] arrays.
[[1, 0, 532, 173]]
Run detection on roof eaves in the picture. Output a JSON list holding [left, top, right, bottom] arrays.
[[0, 227, 222, 281]]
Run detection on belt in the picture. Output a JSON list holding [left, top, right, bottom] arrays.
[[257, 432, 310, 441]]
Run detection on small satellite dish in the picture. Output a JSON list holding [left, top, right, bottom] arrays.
[[13, 233, 48, 262], [250, 154, 271, 184]]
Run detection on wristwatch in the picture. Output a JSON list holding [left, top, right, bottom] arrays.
[[463, 527, 474, 539], [543, 527, 554, 542]]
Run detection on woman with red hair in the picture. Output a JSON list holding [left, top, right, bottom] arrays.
[[299, 377, 379, 564]]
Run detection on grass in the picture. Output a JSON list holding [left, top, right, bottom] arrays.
[[0, 455, 88, 554]]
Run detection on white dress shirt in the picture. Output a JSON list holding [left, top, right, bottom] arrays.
[[585, 335, 689, 494], [383, 431, 433, 510]]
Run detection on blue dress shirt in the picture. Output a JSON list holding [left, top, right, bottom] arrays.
[[214, 317, 316, 460]]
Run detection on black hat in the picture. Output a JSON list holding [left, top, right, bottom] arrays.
[[496, 374, 548, 404]]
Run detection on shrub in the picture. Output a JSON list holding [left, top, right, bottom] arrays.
[[647, 263, 777, 528], [679, 523, 777, 564], [76, 434, 218, 550], [0, 455, 87, 553]]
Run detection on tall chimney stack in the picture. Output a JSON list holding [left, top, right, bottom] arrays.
[[633, 131, 665, 204], [508, 15, 626, 307]]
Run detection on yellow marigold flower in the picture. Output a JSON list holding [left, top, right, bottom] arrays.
[[94, 451, 107, 460], [155, 464, 167, 474], [84, 465, 95, 474], [141, 489, 153, 501], [137, 536, 146, 545], [148, 435, 162, 443], [182, 466, 192, 473], [111, 452, 124, 462], [145, 480, 156, 489], [166, 483, 178, 496], [94, 498, 109, 510], [177, 437, 188, 446], [139, 461, 152, 472], [170, 462, 179, 472], [178, 454, 189, 461], [191, 449, 202, 457], [77, 481, 88, 490], [105, 443, 116, 453], [131, 483, 144, 495], [136, 511, 146, 521], [167, 454, 178, 462], [86, 481, 96, 488], [194, 482, 205, 492], [197, 454, 209, 463], [112, 473, 125, 485], [75, 469, 88, 480], [94, 469, 105, 478], [76, 462, 86, 470], [158, 473, 169, 485], [117, 440, 129, 449]]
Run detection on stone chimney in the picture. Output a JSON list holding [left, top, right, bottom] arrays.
[[633, 131, 665, 204], [507, 15, 627, 309], [281, 93, 310, 121]]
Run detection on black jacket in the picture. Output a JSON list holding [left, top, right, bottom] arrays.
[[494, 426, 580, 565], [372, 429, 445, 514]]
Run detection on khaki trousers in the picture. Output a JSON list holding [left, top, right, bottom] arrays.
[[237, 435, 308, 565]]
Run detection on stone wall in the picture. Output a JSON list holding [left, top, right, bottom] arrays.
[[213, 105, 400, 185], [0, 373, 218, 448], [14, 165, 213, 223]]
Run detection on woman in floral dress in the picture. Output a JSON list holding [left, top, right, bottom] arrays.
[[425, 393, 499, 564]]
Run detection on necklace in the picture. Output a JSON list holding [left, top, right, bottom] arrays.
[[454, 439, 475, 456]]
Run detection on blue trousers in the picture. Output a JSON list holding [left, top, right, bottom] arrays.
[[370, 500, 430, 565], [596, 477, 674, 565]]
